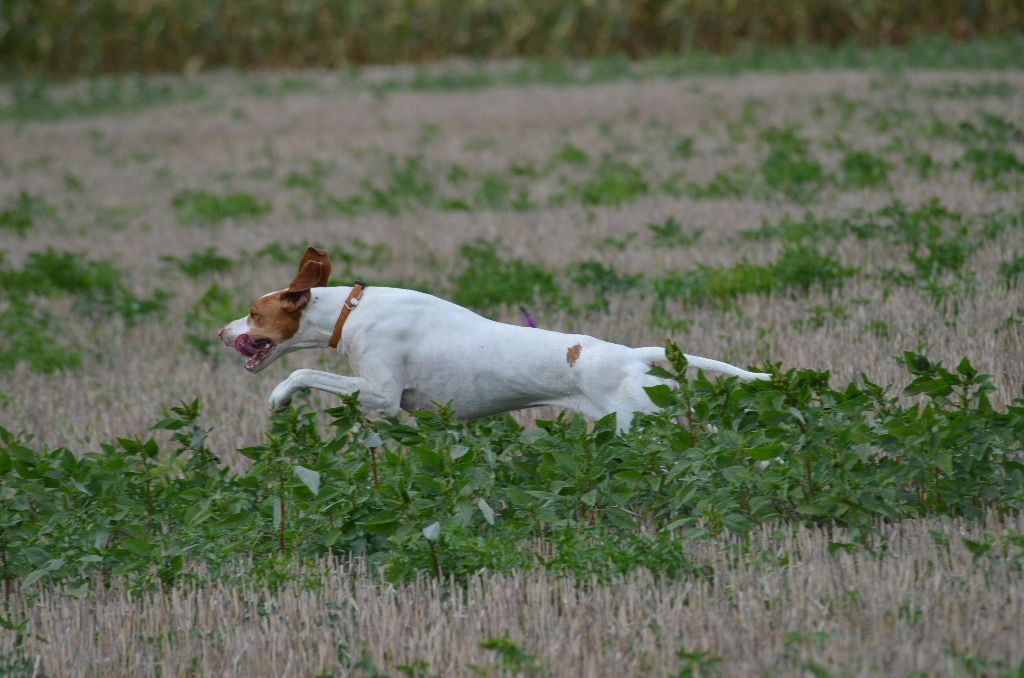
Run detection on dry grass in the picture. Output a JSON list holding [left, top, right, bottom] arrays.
[[2, 513, 1021, 676], [1, 65, 1022, 675]]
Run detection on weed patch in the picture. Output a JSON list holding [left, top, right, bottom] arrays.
[[1000, 254, 1024, 289], [173, 190, 271, 225], [760, 128, 824, 201], [841, 150, 890, 189], [0, 249, 169, 326], [962, 147, 1024, 182], [0, 78, 205, 122], [648, 216, 703, 247], [330, 154, 437, 215], [680, 167, 753, 200], [0, 192, 55, 236], [451, 241, 566, 313], [162, 248, 235, 277], [568, 261, 642, 313], [0, 301, 81, 373], [652, 245, 851, 314]]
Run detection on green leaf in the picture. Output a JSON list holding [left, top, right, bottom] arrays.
[[362, 511, 399, 527], [904, 377, 953, 398], [293, 465, 321, 496], [450, 445, 469, 461], [963, 538, 991, 558], [643, 384, 676, 408], [122, 538, 155, 556], [23, 569, 48, 587], [477, 498, 495, 525], [827, 542, 857, 554], [665, 340, 688, 374], [422, 522, 440, 542], [745, 444, 782, 461], [796, 503, 830, 517], [646, 365, 676, 379], [955, 357, 977, 378], [662, 518, 690, 532], [934, 450, 953, 475], [68, 582, 90, 598], [150, 418, 186, 430]]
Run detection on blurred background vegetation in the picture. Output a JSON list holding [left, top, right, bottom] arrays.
[[2, 0, 1022, 77]]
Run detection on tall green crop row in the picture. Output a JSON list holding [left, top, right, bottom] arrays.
[[2, 1, 1022, 77], [1, 346, 1021, 597]]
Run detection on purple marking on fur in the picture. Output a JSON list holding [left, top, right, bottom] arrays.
[[519, 305, 537, 328]]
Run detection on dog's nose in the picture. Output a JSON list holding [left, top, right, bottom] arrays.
[[217, 327, 225, 339]]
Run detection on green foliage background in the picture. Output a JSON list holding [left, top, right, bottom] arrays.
[[2, 0, 1023, 77]]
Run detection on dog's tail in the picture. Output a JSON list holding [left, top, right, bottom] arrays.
[[636, 347, 771, 382]]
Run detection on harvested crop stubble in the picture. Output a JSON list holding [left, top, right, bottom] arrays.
[[3, 513, 1021, 676]]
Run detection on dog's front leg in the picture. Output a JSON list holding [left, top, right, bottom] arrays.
[[269, 369, 401, 416]]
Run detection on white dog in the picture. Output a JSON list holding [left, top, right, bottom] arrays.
[[218, 247, 770, 431]]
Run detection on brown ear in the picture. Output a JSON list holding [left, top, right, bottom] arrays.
[[287, 260, 325, 292], [295, 247, 331, 288], [280, 289, 311, 312]]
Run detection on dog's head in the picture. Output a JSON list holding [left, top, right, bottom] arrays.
[[218, 247, 332, 373]]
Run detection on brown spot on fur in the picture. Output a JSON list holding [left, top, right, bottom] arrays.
[[566, 343, 582, 367], [246, 291, 308, 344], [244, 246, 331, 346]]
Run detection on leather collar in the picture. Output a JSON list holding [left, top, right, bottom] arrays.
[[329, 280, 367, 349]]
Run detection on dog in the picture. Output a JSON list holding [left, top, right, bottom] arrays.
[[218, 247, 771, 431]]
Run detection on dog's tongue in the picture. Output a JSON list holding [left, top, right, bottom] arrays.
[[234, 334, 262, 357]]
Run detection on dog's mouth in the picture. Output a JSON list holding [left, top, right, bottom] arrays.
[[234, 334, 275, 372]]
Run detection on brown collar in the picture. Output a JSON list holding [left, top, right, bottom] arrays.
[[328, 280, 367, 349]]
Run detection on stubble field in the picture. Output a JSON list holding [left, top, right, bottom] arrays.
[[1, 47, 1023, 676]]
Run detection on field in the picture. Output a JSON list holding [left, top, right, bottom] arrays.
[[1, 43, 1024, 676]]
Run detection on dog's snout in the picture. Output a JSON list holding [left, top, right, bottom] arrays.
[[217, 327, 225, 338]]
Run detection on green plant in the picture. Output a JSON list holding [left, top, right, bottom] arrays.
[[331, 154, 438, 215], [162, 248, 234, 277], [479, 635, 540, 674], [551, 142, 589, 165], [172, 190, 271, 225], [1000, 254, 1024, 289], [4, 5, 1023, 78], [962, 147, 1024, 182], [568, 156, 648, 207], [0, 343, 1022, 594], [651, 245, 851, 315], [648, 217, 703, 247], [682, 167, 752, 199], [0, 77, 205, 121], [569, 260, 642, 312], [0, 301, 81, 373], [673, 137, 695, 159], [0, 249, 168, 324], [183, 283, 241, 358], [760, 128, 824, 201], [0, 192, 55, 236], [841, 150, 890, 189], [451, 240, 566, 314]]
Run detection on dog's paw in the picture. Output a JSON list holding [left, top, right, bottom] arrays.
[[268, 383, 293, 412]]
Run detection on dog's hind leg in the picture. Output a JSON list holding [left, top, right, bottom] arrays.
[[269, 369, 401, 416]]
